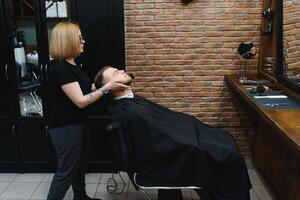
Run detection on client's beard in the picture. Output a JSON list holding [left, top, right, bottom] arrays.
[[129, 73, 135, 79], [124, 73, 135, 86]]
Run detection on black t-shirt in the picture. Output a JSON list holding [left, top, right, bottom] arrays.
[[48, 60, 92, 128]]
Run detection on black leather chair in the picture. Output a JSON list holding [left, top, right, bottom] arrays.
[[105, 114, 203, 200]]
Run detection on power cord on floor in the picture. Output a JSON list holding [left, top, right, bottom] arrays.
[[106, 172, 126, 195]]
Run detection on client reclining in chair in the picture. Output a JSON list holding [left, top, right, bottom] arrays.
[[94, 66, 251, 200]]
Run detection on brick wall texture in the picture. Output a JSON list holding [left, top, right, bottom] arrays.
[[124, 0, 263, 158]]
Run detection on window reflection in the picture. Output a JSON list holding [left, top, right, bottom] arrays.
[[45, 0, 68, 18]]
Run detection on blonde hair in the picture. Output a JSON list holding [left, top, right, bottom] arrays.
[[49, 21, 81, 61]]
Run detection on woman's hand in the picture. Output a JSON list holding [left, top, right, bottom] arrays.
[[61, 80, 129, 109], [103, 80, 130, 92]]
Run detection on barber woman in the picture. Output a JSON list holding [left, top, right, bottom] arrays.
[[47, 22, 128, 200]]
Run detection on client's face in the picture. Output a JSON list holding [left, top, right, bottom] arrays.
[[103, 67, 133, 85]]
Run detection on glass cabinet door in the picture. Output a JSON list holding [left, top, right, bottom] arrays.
[[5, 0, 71, 119], [7, 0, 43, 118]]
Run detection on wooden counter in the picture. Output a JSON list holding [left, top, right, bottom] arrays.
[[225, 75, 300, 200]]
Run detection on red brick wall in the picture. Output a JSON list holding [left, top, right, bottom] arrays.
[[124, 0, 262, 158]]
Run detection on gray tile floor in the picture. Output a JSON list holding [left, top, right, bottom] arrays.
[[0, 169, 277, 200]]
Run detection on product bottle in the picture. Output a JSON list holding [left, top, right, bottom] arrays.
[[14, 41, 28, 78]]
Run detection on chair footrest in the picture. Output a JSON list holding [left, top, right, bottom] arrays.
[[134, 173, 201, 189]]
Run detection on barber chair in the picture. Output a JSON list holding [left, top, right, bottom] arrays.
[[132, 173, 204, 200], [105, 115, 203, 200]]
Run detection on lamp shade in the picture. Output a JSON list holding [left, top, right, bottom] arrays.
[[238, 42, 256, 59]]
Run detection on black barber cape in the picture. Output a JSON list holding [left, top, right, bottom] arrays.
[[110, 95, 251, 200]]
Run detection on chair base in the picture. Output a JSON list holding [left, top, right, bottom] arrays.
[[133, 173, 202, 200]]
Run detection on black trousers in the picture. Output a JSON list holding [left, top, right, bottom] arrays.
[[47, 123, 89, 200]]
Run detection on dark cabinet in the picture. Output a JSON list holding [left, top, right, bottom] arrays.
[[74, 0, 125, 116], [11, 0, 35, 18], [255, 119, 300, 200], [74, 0, 125, 74], [0, 0, 14, 119], [0, 69, 14, 119], [0, 0, 54, 172], [87, 118, 114, 172], [0, 0, 125, 172], [1, 0, 50, 120], [12, 0, 71, 19], [0, 121, 20, 171], [17, 121, 54, 172], [74, 0, 125, 171]]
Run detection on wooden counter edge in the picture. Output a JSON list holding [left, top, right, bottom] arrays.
[[225, 75, 300, 154]]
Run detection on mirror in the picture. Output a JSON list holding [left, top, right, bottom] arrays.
[[259, 0, 277, 81], [277, 0, 300, 93], [283, 1, 300, 84]]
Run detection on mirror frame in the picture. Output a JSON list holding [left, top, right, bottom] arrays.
[[257, 0, 277, 83], [276, 0, 300, 94]]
